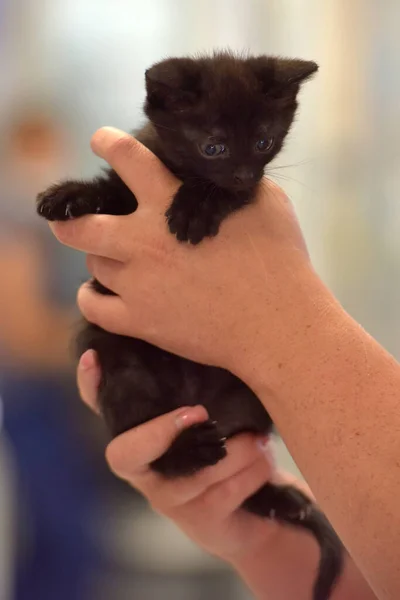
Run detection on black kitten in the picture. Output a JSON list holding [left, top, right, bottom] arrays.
[[37, 52, 343, 600]]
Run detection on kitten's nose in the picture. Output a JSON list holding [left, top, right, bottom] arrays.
[[233, 168, 255, 186]]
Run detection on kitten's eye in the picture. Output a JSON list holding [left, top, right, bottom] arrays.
[[200, 143, 227, 158], [256, 137, 274, 152]]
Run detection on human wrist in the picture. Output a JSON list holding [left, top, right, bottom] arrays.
[[230, 518, 321, 600], [229, 264, 338, 400], [228, 473, 314, 584], [231, 264, 400, 598], [232, 536, 376, 600]]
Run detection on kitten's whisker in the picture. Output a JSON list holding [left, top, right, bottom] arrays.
[[152, 121, 179, 133], [263, 178, 284, 204], [263, 178, 299, 215], [269, 173, 310, 190], [267, 171, 315, 193], [270, 158, 315, 170], [204, 183, 218, 205]]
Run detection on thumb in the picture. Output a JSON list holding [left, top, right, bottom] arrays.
[[90, 127, 179, 210]]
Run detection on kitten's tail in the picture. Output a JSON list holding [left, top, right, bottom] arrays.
[[288, 507, 345, 600]]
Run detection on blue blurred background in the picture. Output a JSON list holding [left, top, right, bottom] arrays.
[[0, 1, 399, 599]]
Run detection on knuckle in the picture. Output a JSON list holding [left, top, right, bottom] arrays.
[[246, 460, 270, 491], [76, 284, 97, 321], [149, 474, 204, 512], [104, 442, 123, 475], [147, 479, 190, 516], [168, 479, 202, 506], [105, 440, 137, 481], [85, 254, 96, 274], [149, 498, 174, 517], [107, 134, 138, 162], [199, 459, 270, 513], [221, 476, 241, 499], [201, 477, 239, 511], [50, 221, 75, 244], [228, 434, 258, 459], [197, 491, 219, 514]]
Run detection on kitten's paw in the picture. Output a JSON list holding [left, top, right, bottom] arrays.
[[37, 181, 101, 221], [166, 185, 222, 244], [185, 211, 221, 244], [151, 420, 227, 478]]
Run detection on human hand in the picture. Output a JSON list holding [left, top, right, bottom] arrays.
[[78, 348, 284, 564], [78, 350, 377, 600], [50, 127, 331, 390]]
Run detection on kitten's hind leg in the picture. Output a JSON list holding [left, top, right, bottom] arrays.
[[151, 420, 227, 478]]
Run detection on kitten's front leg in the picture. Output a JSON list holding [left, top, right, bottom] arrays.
[[166, 179, 250, 245], [36, 170, 137, 221]]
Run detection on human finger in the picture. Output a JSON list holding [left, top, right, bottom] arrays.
[[77, 350, 101, 413], [105, 405, 209, 477], [86, 254, 124, 293], [77, 281, 132, 335], [49, 214, 132, 261], [185, 455, 272, 520], [90, 127, 179, 207], [144, 433, 274, 511]]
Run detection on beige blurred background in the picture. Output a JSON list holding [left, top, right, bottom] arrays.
[[0, 1, 399, 599]]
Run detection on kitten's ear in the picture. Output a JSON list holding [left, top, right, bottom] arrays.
[[248, 56, 318, 98], [273, 58, 319, 86], [145, 58, 202, 112]]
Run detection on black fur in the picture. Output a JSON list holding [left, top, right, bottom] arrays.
[[37, 52, 344, 599]]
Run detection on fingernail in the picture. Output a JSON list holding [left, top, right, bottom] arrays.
[[175, 405, 208, 429], [80, 350, 96, 371], [257, 434, 270, 450], [257, 435, 277, 470]]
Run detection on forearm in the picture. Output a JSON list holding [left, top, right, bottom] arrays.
[[231, 470, 375, 600], [233, 526, 376, 600], [241, 271, 400, 599]]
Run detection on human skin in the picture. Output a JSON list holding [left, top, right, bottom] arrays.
[[50, 127, 400, 599], [76, 351, 376, 600]]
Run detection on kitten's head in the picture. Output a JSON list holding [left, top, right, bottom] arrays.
[[144, 52, 318, 192]]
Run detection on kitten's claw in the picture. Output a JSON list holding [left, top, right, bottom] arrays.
[[298, 505, 312, 521], [165, 185, 223, 245], [166, 207, 219, 245], [151, 419, 227, 478], [266, 502, 310, 522], [65, 200, 101, 219], [65, 203, 74, 219], [36, 181, 100, 221]]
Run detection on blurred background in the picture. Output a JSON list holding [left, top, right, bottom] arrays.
[[0, 0, 399, 598]]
